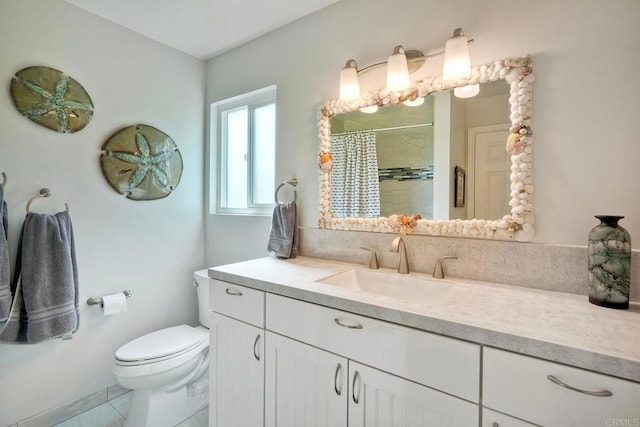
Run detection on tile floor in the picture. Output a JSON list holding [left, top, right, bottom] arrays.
[[52, 392, 208, 427]]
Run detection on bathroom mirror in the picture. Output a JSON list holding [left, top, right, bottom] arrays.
[[318, 56, 535, 241], [329, 80, 510, 220]]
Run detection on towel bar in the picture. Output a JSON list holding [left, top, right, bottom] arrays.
[[26, 188, 70, 213], [274, 178, 298, 203], [87, 290, 132, 307]]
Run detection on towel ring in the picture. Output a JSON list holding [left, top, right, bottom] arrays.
[[26, 188, 70, 213], [274, 178, 298, 203], [1, 172, 6, 187]]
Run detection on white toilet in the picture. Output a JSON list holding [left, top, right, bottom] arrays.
[[113, 270, 210, 427]]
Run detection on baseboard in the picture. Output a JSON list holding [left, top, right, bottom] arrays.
[[15, 384, 124, 427]]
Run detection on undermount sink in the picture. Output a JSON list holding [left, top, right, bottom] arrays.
[[316, 268, 452, 302]]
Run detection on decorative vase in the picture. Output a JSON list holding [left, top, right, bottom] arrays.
[[588, 215, 631, 309]]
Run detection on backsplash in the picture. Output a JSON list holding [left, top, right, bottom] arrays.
[[298, 228, 640, 303]]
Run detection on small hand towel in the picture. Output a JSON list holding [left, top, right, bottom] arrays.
[[0, 210, 79, 343], [0, 185, 10, 323], [267, 202, 297, 259]]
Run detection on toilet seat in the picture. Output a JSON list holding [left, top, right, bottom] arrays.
[[113, 325, 208, 379], [116, 325, 207, 366]]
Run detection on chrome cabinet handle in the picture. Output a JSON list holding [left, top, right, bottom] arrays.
[[253, 334, 261, 361], [225, 287, 242, 296], [352, 370, 360, 404], [546, 375, 612, 397], [334, 363, 343, 396], [334, 317, 363, 329]]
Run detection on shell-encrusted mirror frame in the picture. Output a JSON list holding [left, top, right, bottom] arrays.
[[318, 56, 534, 242]]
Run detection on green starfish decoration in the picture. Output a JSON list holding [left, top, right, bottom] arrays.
[[105, 131, 175, 191], [100, 125, 183, 201], [10, 66, 94, 133]]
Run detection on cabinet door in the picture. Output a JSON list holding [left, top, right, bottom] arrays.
[[265, 331, 348, 427], [210, 312, 264, 427], [348, 361, 478, 427], [482, 408, 537, 426]]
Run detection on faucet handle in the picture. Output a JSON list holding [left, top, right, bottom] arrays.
[[433, 256, 457, 279], [360, 247, 379, 269]]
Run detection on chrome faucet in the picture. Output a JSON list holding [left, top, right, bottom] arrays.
[[360, 247, 379, 269], [390, 236, 409, 274], [433, 256, 457, 279]]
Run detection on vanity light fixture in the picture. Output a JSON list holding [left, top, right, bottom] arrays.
[[443, 27, 479, 98], [338, 27, 477, 108]]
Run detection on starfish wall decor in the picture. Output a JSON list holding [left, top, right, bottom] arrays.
[[10, 66, 94, 133], [100, 125, 183, 200]]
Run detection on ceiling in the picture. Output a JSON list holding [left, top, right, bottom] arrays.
[[64, 0, 341, 60]]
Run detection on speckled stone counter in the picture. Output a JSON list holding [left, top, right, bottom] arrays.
[[209, 256, 640, 383]]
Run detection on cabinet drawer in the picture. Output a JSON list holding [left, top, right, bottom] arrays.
[[483, 347, 640, 426], [266, 293, 480, 403], [210, 279, 265, 327]]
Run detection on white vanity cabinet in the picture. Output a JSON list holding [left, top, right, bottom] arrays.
[[265, 293, 480, 427], [483, 347, 640, 426], [209, 279, 265, 427]]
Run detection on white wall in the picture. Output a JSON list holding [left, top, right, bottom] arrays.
[[0, 1, 205, 424], [205, 0, 640, 267]]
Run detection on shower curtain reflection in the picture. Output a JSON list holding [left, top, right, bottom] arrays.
[[330, 131, 380, 218]]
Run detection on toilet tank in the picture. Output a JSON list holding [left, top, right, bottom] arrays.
[[193, 269, 210, 328]]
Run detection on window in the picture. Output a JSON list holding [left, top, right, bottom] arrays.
[[211, 85, 276, 215]]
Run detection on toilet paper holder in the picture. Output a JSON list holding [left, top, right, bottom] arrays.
[[87, 290, 132, 307]]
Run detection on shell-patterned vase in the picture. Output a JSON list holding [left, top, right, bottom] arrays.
[[588, 215, 631, 309]]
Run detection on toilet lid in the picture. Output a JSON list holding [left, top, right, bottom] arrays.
[[116, 325, 207, 363]]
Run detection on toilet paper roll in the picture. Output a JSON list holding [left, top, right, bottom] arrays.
[[101, 293, 128, 316]]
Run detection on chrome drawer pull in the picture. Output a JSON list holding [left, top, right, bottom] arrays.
[[334, 363, 343, 396], [352, 370, 361, 404], [225, 287, 243, 296], [334, 317, 363, 329], [546, 375, 613, 397], [253, 334, 261, 361]]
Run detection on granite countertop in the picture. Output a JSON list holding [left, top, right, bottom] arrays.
[[208, 256, 640, 383]]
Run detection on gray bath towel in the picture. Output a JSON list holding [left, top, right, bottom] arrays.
[[0, 185, 10, 322], [267, 202, 297, 259], [0, 210, 79, 343]]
